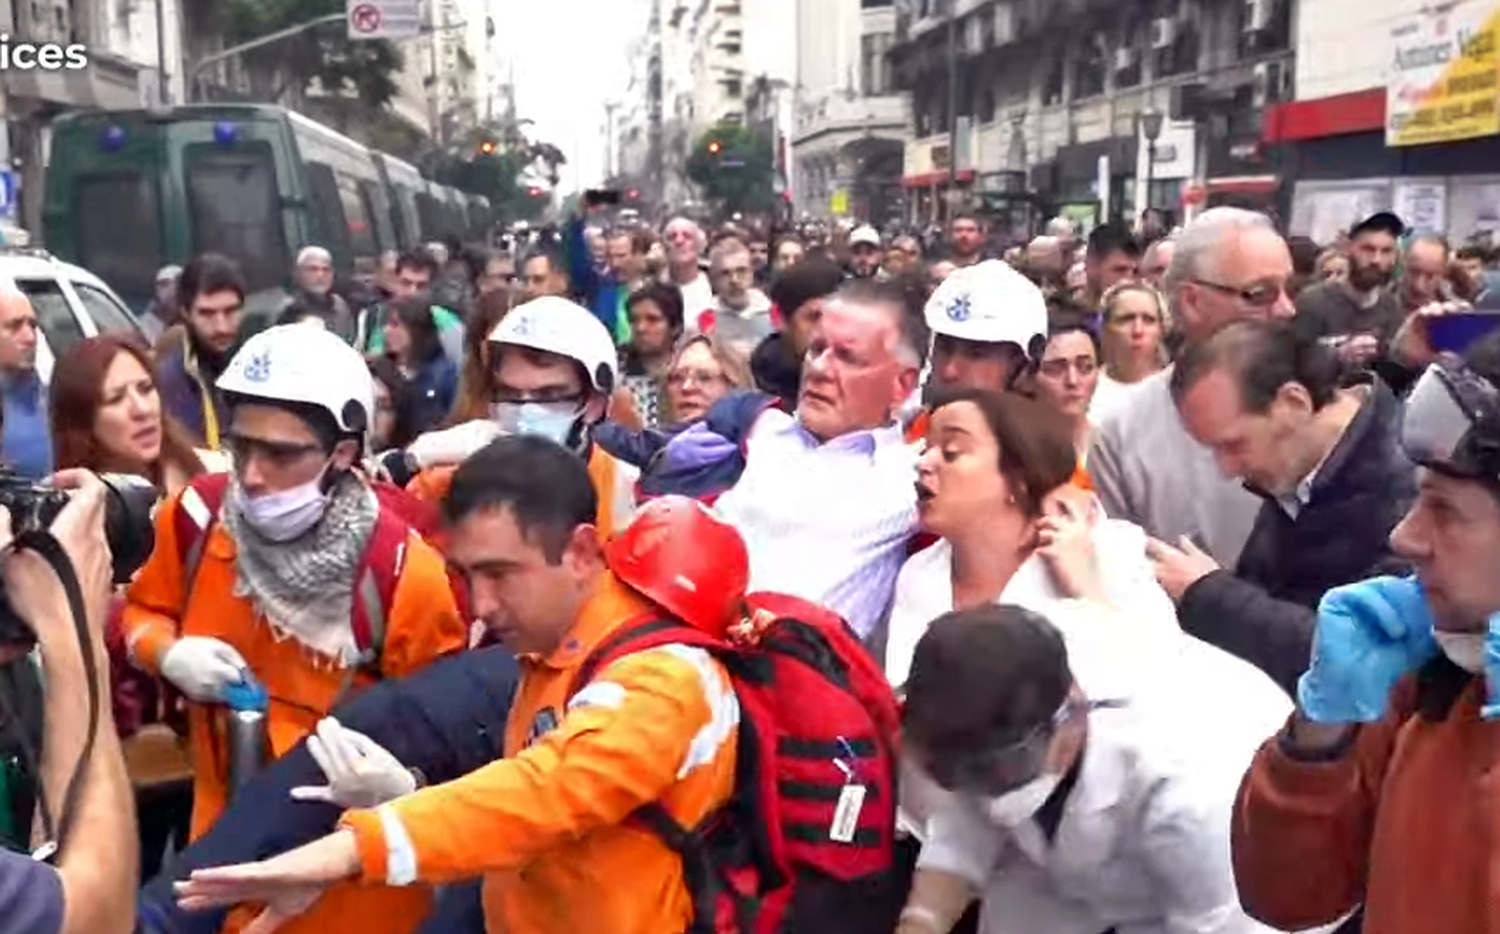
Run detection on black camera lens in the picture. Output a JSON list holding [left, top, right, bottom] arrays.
[[95, 473, 158, 584]]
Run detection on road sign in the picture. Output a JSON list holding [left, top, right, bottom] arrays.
[[347, 0, 421, 40]]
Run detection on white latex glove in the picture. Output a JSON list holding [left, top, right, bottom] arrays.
[[290, 717, 416, 808], [160, 636, 249, 702], [406, 419, 504, 469]]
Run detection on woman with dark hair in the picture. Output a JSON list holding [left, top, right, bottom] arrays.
[[49, 333, 211, 882], [367, 356, 422, 453], [382, 297, 458, 433], [447, 289, 514, 426], [619, 282, 685, 428], [1027, 306, 1103, 486]]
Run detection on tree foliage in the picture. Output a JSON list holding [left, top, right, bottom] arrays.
[[421, 123, 565, 224], [686, 123, 777, 214], [225, 0, 402, 108]]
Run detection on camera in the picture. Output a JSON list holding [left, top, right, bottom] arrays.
[[0, 470, 158, 646]]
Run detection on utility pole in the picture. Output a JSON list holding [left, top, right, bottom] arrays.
[[646, 0, 664, 211], [155, 0, 170, 104], [945, 0, 958, 224], [604, 101, 620, 180]]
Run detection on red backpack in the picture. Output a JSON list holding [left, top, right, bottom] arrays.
[[569, 591, 904, 934], [173, 473, 417, 672]]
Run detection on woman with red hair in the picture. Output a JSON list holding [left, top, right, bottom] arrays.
[[49, 332, 207, 881]]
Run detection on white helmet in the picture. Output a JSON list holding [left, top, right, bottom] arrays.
[[217, 324, 375, 438], [488, 296, 618, 394], [923, 260, 1048, 361]]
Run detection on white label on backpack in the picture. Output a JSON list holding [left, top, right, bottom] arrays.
[[829, 784, 866, 843]]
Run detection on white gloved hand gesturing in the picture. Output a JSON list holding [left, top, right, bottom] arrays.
[[406, 419, 504, 469], [160, 636, 249, 702], [291, 718, 416, 808]]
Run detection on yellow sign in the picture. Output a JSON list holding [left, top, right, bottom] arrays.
[[829, 189, 849, 216], [1387, 1, 1500, 147]]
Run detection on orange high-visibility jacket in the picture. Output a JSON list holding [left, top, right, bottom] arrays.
[[122, 488, 469, 934], [340, 572, 740, 934]]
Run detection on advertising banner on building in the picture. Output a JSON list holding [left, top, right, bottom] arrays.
[[1387, 0, 1500, 147]]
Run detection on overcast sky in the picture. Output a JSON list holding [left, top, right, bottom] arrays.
[[491, 0, 648, 193]]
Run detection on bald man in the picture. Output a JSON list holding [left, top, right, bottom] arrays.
[[0, 291, 50, 479]]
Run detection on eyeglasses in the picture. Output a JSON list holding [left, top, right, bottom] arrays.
[[667, 368, 726, 389], [918, 698, 1125, 796], [1190, 279, 1289, 308], [223, 432, 324, 469]]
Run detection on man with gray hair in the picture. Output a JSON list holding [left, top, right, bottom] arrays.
[[1089, 207, 1296, 568], [1139, 236, 1175, 291], [287, 245, 355, 341], [663, 216, 714, 322]]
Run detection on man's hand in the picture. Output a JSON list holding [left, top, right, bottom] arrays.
[[175, 830, 362, 932], [1297, 575, 1437, 723], [1145, 535, 1221, 602], [1391, 299, 1469, 368], [1, 469, 113, 650], [1337, 333, 1381, 365]]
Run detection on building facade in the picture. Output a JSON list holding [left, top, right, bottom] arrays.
[[889, 0, 1294, 235], [791, 0, 910, 222], [1266, 0, 1500, 244]]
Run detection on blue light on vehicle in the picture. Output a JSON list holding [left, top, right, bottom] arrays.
[[99, 125, 126, 152], [212, 121, 237, 146]]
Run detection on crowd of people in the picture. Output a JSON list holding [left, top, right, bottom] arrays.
[[0, 197, 1496, 934]]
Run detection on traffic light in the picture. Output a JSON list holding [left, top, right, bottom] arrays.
[[478, 140, 496, 154], [707, 140, 721, 155], [528, 187, 544, 197], [626, 188, 639, 200]]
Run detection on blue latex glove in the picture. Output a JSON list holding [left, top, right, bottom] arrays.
[[1297, 575, 1439, 723], [1484, 614, 1500, 720]]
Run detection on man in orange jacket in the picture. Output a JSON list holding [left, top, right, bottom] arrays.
[[122, 324, 468, 934], [176, 435, 742, 934]]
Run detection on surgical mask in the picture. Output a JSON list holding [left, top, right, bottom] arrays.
[[237, 475, 328, 542], [1433, 630, 1486, 674], [490, 401, 581, 448], [984, 772, 1060, 827]]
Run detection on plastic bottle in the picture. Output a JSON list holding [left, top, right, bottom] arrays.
[[221, 676, 269, 798]]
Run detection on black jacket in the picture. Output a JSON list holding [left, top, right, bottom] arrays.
[[1177, 380, 1416, 695]]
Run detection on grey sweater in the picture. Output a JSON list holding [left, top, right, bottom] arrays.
[[1087, 367, 1262, 568]]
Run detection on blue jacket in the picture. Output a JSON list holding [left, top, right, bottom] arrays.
[[406, 353, 459, 432], [156, 335, 228, 451], [567, 217, 624, 340], [593, 389, 779, 502], [138, 646, 521, 934]]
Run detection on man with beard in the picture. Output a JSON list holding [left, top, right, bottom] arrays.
[[1293, 212, 1406, 369], [156, 253, 243, 451]]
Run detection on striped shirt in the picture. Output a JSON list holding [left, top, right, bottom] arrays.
[[714, 410, 918, 637]]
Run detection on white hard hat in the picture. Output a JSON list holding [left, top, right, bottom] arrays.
[[923, 260, 1047, 359], [487, 296, 618, 394], [217, 324, 375, 438]]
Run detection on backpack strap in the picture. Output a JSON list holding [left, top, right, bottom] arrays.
[[348, 503, 410, 674], [174, 473, 232, 601], [569, 615, 719, 698]]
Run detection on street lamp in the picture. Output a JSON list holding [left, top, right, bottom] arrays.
[[1139, 108, 1165, 220]]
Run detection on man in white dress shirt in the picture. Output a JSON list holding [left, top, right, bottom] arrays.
[[714, 278, 923, 638]]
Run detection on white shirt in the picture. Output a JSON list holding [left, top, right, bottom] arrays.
[[713, 409, 918, 637], [676, 272, 715, 327], [883, 518, 1180, 689], [1088, 372, 1150, 427], [911, 632, 1294, 934]]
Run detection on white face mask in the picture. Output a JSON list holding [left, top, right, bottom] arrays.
[[238, 474, 329, 542], [490, 401, 580, 448], [1434, 630, 1486, 674], [984, 772, 1061, 827]]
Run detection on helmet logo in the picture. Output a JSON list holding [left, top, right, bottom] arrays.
[[946, 294, 972, 322], [242, 351, 271, 382], [510, 314, 535, 337]]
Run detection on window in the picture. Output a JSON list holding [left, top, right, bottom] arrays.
[[335, 173, 378, 260], [862, 33, 894, 95], [724, 77, 743, 98], [16, 279, 84, 359], [72, 172, 163, 306], [184, 141, 289, 294], [304, 164, 351, 260], [359, 180, 395, 251], [72, 282, 139, 337], [416, 192, 443, 242]]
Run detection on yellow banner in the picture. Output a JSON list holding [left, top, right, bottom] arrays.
[[1388, 2, 1500, 147], [829, 189, 849, 216]]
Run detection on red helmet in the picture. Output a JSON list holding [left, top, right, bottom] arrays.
[[609, 495, 750, 638]]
